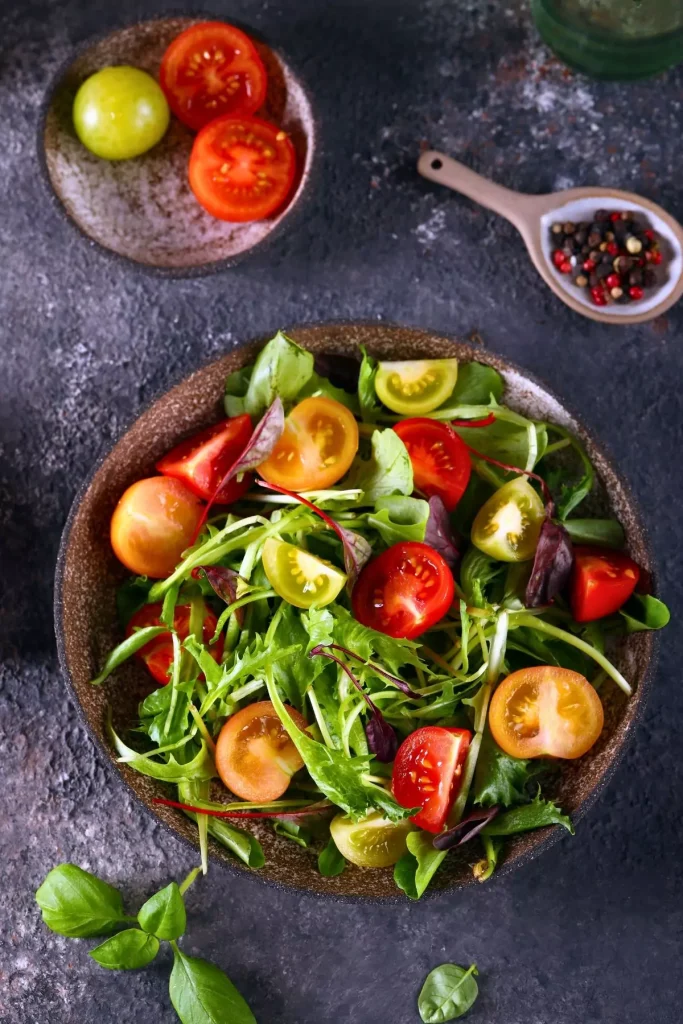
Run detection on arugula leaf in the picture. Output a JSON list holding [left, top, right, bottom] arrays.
[[90, 626, 167, 686], [482, 789, 574, 836], [358, 345, 381, 422], [473, 730, 534, 808], [418, 963, 479, 1023], [619, 593, 671, 633], [366, 495, 430, 545], [206, 819, 265, 868], [169, 948, 256, 1024], [346, 428, 413, 501], [140, 681, 194, 746], [448, 360, 503, 405], [459, 546, 505, 608], [90, 929, 159, 970], [331, 606, 423, 675], [35, 865, 128, 938], [138, 882, 186, 940], [544, 428, 594, 519], [318, 837, 346, 876], [224, 365, 254, 416], [394, 831, 446, 901], [116, 576, 152, 626], [563, 518, 625, 548], [242, 330, 314, 418], [273, 820, 314, 848], [109, 721, 215, 782]]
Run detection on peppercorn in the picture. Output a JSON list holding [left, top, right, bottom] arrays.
[[643, 269, 657, 287], [590, 286, 608, 306], [628, 269, 644, 287], [595, 210, 610, 222], [613, 255, 633, 275], [609, 212, 622, 222], [589, 271, 599, 288], [606, 241, 620, 256], [610, 287, 624, 300], [562, 221, 575, 234], [626, 236, 643, 254], [575, 274, 589, 288], [551, 223, 563, 235], [651, 249, 663, 265], [605, 231, 615, 242], [606, 273, 621, 289], [583, 258, 596, 272], [629, 286, 644, 300], [587, 231, 602, 248]]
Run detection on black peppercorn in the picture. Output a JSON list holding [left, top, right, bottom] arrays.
[[587, 231, 602, 248], [595, 209, 610, 222]]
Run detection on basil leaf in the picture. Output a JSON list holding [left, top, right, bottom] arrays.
[[473, 731, 535, 808], [563, 518, 625, 548], [35, 864, 127, 938], [138, 882, 186, 940], [448, 361, 503, 405], [366, 495, 430, 545], [394, 831, 446, 901], [90, 626, 167, 686], [273, 820, 314, 848], [418, 963, 479, 1023], [224, 365, 253, 416], [482, 790, 574, 836], [116, 576, 152, 626], [358, 345, 381, 422], [169, 949, 256, 1024], [243, 330, 314, 418], [619, 593, 671, 633], [346, 428, 413, 501], [318, 837, 346, 877], [89, 928, 159, 970]]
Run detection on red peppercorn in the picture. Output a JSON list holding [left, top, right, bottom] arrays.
[[644, 250, 654, 262], [651, 250, 663, 265], [638, 257, 646, 267], [559, 261, 572, 274], [583, 259, 596, 272], [590, 287, 608, 306], [610, 212, 622, 222], [606, 273, 621, 289], [644, 229, 656, 242], [606, 242, 619, 256], [629, 286, 644, 300], [552, 249, 566, 268]]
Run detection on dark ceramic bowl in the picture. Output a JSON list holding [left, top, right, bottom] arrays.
[[55, 323, 657, 900], [39, 15, 317, 275]]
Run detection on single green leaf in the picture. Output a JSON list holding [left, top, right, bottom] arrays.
[[544, 428, 594, 519], [563, 518, 625, 548], [331, 606, 423, 675], [35, 864, 127, 938], [90, 626, 167, 686], [273, 820, 314, 848], [89, 928, 159, 970], [619, 593, 671, 633], [298, 370, 360, 413], [460, 546, 505, 608], [138, 882, 186, 940], [116, 576, 152, 627], [394, 831, 446, 900], [206, 819, 265, 868], [483, 789, 574, 836], [453, 410, 546, 476], [224, 365, 254, 416], [473, 730, 534, 808], [242, 330, 314, 418], [318, 837, 346, 876], [170, 949, 256, 1024], [358, 345, 381, 422], [109, 720, 215, 782], [139, 681, 194, 746], [345, 428, 413, 501], [448, 361, 503, 406], [366, 495, 430, 545], [418, 963, 479, 1023]]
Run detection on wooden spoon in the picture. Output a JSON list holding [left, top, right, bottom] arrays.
[[418, 149, 683, 325]]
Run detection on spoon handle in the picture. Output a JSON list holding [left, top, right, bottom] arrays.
[[417, 150, 536, 232]]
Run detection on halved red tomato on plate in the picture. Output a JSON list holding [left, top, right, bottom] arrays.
[[392, 726, 471, 833], [570, 546, 640, 623], [156, 414, 253, 505], [393, 418, 471, 512]]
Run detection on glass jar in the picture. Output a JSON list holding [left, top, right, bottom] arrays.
[[531, 0, 683, 79]]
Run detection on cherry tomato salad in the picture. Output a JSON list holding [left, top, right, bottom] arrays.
[[94, 331, 669, 897]]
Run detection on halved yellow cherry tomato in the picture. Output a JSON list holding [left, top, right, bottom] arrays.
[[215, 700, 307, 801], [375, 358, 458, 415], [470, 477, 545, 562], [258, 396, 359, 491], [262, 537, 347, 609], [110, 476, 203, 578], [489, 665, 604, 760], [330, 811, 414, 868]]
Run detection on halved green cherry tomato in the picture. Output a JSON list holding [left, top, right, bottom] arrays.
[[262, 537, 347, 609], [156, 414, 253, 504], [392, 726, 471, 833], [393, 418, 471, 511], [73, 66, 170, 160], [329, 812, 414, 868], [570, 546, 640, 623], [215, 700, 307, 801], [375, 358, 458, 415], [470, 477, 545, 562]]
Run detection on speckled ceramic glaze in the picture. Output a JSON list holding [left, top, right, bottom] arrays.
[[40, 17, 316, 273], [55, 324, 656, 900]]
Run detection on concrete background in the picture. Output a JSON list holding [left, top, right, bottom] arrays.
[[1, 1, 682, 1021]]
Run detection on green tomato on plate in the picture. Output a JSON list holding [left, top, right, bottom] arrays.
[[72, 66, 170, 160]]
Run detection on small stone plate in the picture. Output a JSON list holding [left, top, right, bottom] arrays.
[[55, 323, 658, 900], [39, 16, 317, 275]]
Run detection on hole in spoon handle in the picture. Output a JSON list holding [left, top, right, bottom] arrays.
[[417, 150, 530, 229]]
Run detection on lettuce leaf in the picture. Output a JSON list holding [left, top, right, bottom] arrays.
[[366, 495, 430, 545], [345, 428, 413, 501], [240, 331, 314, 418]]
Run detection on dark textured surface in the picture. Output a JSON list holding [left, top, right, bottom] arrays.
[[1, 1, 682, 1022]]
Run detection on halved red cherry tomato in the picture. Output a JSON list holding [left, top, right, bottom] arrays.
[[160, 21, 267, 132], [215, 700, 308, 801], [392, 726, 471, 833], [352, 541, 454, 639], [258, 396, 359, 491], [156, 415, 253, 505], [110, 476, 203, 578], [127, 602, 223, 685], [571, 546, 640, 623], [393, 418, 471, 512], [189, 115, 296, 222]]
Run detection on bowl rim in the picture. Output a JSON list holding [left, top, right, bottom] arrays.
[[54, 319, 660, 903], [36, 9, 321, 280]]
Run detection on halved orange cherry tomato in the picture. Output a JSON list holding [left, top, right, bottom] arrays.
[[160, 21, 267, 132], [571, 546, 640, 623], [489, 665, 604, 760], [110, 477, 203, 578], [215, 700, 307, 801], [393, 418, 471, 512], [392, 726, 471, 833], [258, 396, 359, 491], [127, 602, 223, 685], [352, 542, 454, 640], [189, 115, 296, 222], [156, 415, 253, 505]]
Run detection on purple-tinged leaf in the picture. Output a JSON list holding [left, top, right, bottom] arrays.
[[324, 643, 421, 699], [424, 496, 460, 571], [309, 644, 399, 763], [191, 566, 245, 625], [432, 806, 500, 851], [525, 519, 574, 608]]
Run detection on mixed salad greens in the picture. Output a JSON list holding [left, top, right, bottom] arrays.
[[94, 330, 669, 898]]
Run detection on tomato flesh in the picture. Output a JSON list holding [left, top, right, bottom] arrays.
[[470, 477, 545, 562], [329, 812, 414, 868], [262, 537, 347, 609], [189, 115, 296, 222], [160, 21, 267, 131], [215, 700, 307, 801], [352, 541, 454, 640], [375, 359, 458, 415], [258, 396, 359, 491], [489, 665, 604, 760], [156, 415, 253, 504], [392, 726, 471, 833], [110, 476, 203, 578], [571, 546, 640, 623], [393, 418, 471, 512], [127, 602, 223, 685]]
